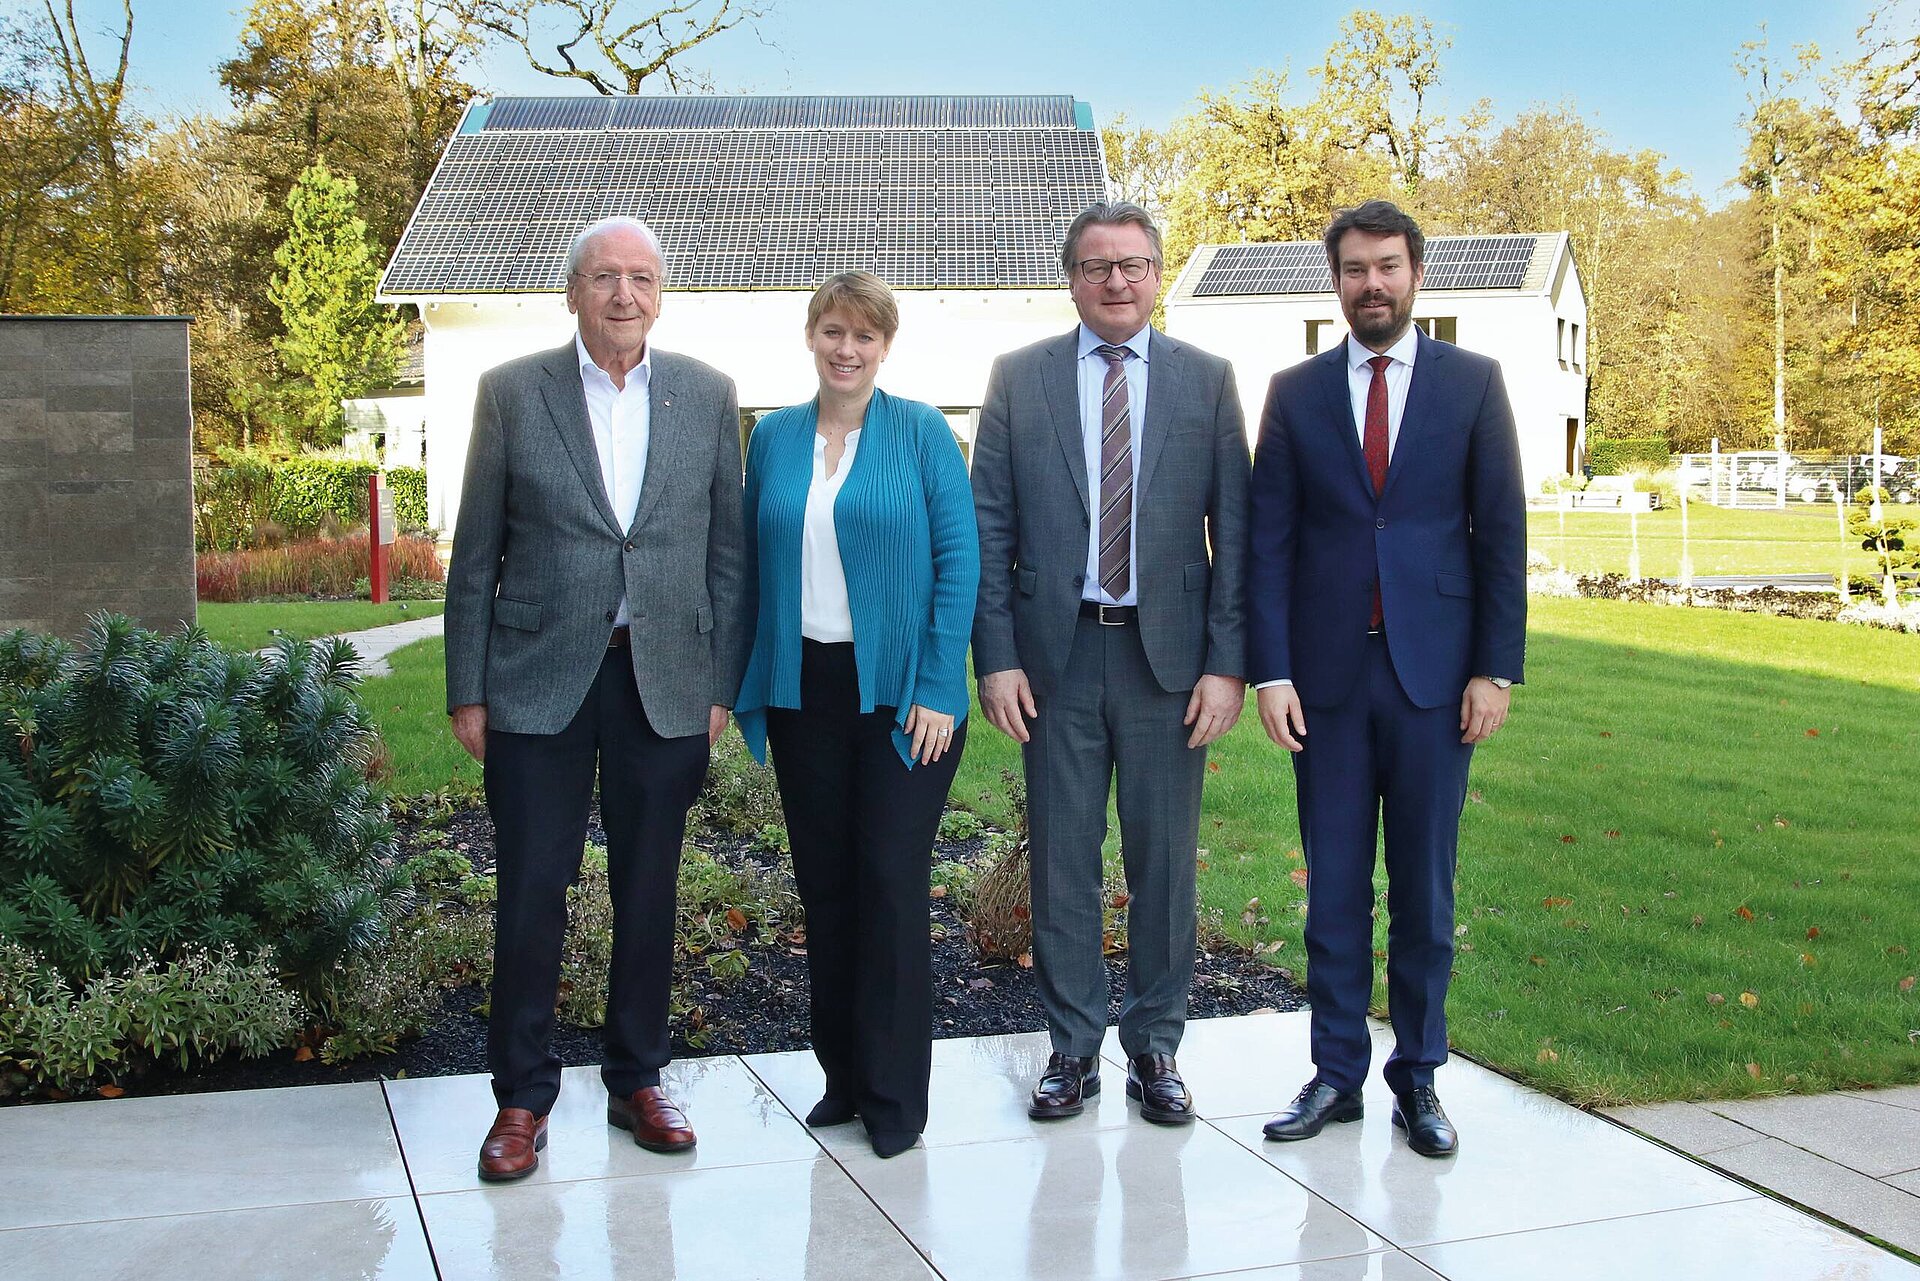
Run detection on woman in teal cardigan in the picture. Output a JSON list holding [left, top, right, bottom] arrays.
[[734, 271, 979, 1158]]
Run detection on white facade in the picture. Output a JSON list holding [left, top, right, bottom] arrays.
[[412, 288, 1080, 539], [1165, 235, 1589, 494]]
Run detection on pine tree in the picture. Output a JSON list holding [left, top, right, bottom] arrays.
[[267, 161, 403, 447]]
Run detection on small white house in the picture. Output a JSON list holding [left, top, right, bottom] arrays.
[[379, 94, 1111, 540], [1164, 234, 1589, 493], [340, 334, 427, 470]]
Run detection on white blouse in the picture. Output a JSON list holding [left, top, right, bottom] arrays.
[[800, 428, 861, 643]]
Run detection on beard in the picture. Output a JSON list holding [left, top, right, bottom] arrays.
[[1346, 290, 1416, 347]]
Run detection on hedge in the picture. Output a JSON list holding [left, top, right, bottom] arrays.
[[196, 451, 428, 551], [1587, 437, 1671, 475]]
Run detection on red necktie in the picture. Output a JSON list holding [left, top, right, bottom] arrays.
[[1365, 355, 1390, 630]]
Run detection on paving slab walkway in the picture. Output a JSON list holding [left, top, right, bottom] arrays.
[[277, 612, 445, 678], [4, 1011, 1914, 1280], [1603, 1088, 1920, 1259]]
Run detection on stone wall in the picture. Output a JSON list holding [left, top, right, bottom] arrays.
[[0, 316, 196, 641]]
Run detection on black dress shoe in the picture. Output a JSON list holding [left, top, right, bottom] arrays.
[[868, 1129, 919, 1159], [1028, 1052, 1101, 1120], [1392, 1086, 1458, 1157], [1262, 1079, 1365, 1141], [805, 1096, 858, 1127], [1125, 1053, 1196, 1125]]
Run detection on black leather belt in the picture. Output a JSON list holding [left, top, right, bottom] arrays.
[[607, 625, 631, 648], [1079, 601, 1136, 626]]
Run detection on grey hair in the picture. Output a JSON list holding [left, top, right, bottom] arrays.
[[1059, 201, 1164, 278], [565, 217, 666, 278]]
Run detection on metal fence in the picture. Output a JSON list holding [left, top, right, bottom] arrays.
[[1673, 453, 1916, 508]]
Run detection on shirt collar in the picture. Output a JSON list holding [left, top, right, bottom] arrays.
[[1346, 325, 1420, 373], [1078, 323, 1152, 364], [576, 333, 652, 387]]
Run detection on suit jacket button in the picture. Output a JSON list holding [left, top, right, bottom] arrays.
[[1073, 575, 1085, 588], [624, 539, 634, 551], [604, 610, 615, 623], [1375, 518, 1387, 529]]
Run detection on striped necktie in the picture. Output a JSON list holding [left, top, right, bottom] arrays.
[[1095, 344, 1133, 601]]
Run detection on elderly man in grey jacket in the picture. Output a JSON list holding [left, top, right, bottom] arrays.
[[444, 217, 749, 1182]]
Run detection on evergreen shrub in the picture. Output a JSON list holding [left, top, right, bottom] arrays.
[[1586, 437, 1671, 475], [0, 615, 414, 1088]]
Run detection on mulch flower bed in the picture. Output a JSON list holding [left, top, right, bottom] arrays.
[[121, 803, 1304, 1100]]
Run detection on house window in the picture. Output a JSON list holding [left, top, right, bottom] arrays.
[[1306, 318, 1333, 355], [1571, 323, 1584, 372], [1415, 316, 1457, 344], [1558, 318, 1569, 369]]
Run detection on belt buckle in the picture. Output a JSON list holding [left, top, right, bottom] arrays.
[[1096, 604, 1127, 627]]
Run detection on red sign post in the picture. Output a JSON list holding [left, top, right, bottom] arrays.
[[368, 472, 395, 603]]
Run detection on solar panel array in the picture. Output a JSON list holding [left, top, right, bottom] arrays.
[[1189, 235, 1546, 297], [383, 95, 1107, 294]]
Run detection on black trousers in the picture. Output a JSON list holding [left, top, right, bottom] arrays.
[[484, 647, 709, 1114], [764, 640, 965, 1138]]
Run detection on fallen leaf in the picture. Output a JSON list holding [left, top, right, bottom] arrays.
[[1111, 892, 1130, 908], [1805, 728, 1820, 737], [96, 1084, 124, 1099], [1599, 731, 1613, 738], [1537, 1045, 1560, 1063], [1289, 867, 1310, 888], [1016, 952, 1034, 969], [1206, 760, 1220, 773], [967, 977, 993, 991], [1467, 788, 1484, 804], [1773, 816, 1791, 828], [1559, 834, 1577, 844], [293, 1046, 315, 1062], [1543, 896, 1573, 909], [1707, 993, 1726, 1006], [1747, 1062, 1764, 1080], [1740, 991, 1759, 1008], [1806, 926, 1821, 940], [725, 907, 748, 932], [1901, 976, 1917, 994], [1800, 953, 1817, 967], [1529, 954, 1548, 966], [1735, 905, 1755, 921], [1690, 914, 1704, 928], [929, 884, 948, 899], [1605, 829, 1621, 839], [1012, 904, 1030, 921]]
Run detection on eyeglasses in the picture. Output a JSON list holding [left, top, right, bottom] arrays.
[[574, 271, 659, 293], [1075, 256, 1157, 284]]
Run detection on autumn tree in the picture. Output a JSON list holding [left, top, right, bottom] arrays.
[[0, 17, 87, 308], [463, 0, 764, 94], [268, 162, 404, 447]]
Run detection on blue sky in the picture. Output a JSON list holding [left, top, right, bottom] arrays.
[[64, 0, 1884, 202]]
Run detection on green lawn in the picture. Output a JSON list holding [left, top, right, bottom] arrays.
[[1529, 501, 1884, 579], [198, 600, 443, 652], [361, 600, 1920, 1105]]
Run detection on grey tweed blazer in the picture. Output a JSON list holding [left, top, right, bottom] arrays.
[[971, 327, 1250, 697], [444, 341, 750, 739]]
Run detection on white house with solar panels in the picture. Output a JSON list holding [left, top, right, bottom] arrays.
[[378, 94, 1109, 539], [1165, 234, 1589, 493]]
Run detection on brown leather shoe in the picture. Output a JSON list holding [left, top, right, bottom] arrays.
[[477, 1107, 548, 1182], [1027, 1052, 1101, 1120], [1126, 1052, 1196, 1125], [608, 1086, 697, 1152]]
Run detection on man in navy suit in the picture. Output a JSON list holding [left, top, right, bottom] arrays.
[[1248, 201, 1526, 1157]]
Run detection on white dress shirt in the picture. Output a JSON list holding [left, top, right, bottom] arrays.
[[800, 427, 861, 643], [1257, 327, 1421, 691], [1345, 327, 1419, 455], [577, 334, 652, 627], [1078, 323, 1150, 606]]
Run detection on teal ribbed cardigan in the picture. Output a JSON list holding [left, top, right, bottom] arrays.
[[733, 389, 980, 767]]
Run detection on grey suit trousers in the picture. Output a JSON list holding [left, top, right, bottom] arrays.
[[1024, 616, 1206, 1058]]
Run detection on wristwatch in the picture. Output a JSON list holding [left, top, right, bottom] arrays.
[[1484, 676, 1513, 689]]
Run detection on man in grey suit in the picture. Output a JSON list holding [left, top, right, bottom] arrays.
[[445, 217, 749, 1181], [972, 201, 1250, 1124]]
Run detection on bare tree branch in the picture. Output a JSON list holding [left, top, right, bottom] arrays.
[[462, 0, 764, 96]]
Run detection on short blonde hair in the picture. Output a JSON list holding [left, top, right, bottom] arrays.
[[806, 271, 899, 340]]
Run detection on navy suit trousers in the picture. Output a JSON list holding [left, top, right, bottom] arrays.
[[1293, 634, 1473, 1095]]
